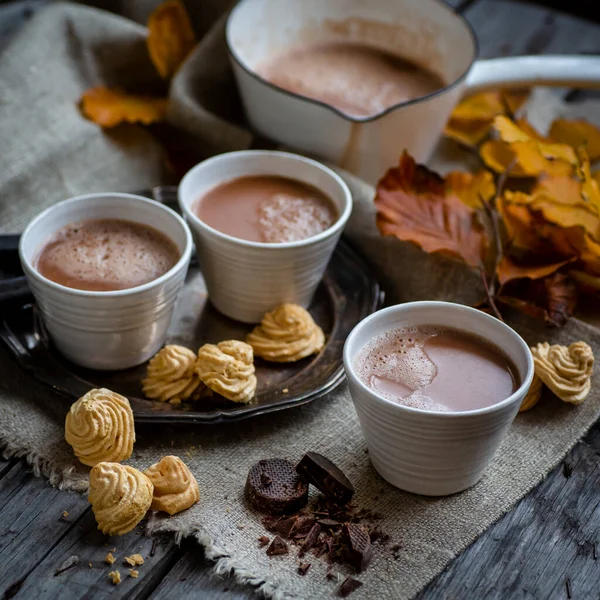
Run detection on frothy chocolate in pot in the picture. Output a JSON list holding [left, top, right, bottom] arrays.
[[356, 327, 519, 412], [194, 175, 338, 243], [257, 42, 446, 118], [35, 219, 180, 291]]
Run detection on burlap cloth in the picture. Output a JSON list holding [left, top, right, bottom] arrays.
[[2, 3, 600, 599]]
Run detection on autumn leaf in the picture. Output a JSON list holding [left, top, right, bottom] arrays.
[[80, 87, 168, 128], [498, 272, 577, 327], [496, 256, 575, 285], [147, 0, 196, 79], [445, 170, 495, 209], [444, 90, 529, 148], [375, 152, 488, 267], [575, 147, 600, 213], [549, 118, 600, 161]]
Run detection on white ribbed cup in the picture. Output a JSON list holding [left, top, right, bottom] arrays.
[[19, 193, 193, 370], [343, 302, 534, 496], [178, 150, 352, 323]]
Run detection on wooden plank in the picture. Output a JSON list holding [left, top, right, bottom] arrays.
[[13, 507, 180, 599], [419, 421, 600, 599], [463, 0, 600, 59], [148, 539, 254, 600]]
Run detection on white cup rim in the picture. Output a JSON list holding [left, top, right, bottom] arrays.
[[343, 301, 535, 418], [178, 150, 353, 249], [19, 192, 193, 298]]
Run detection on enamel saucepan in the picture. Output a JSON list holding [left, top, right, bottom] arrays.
[[226, 0, 600, 183]]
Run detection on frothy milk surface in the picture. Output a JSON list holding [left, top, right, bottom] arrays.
[[35, 219, 180, 291], [194, 175, 338, 243], [257, 42, 446, 118], [355, 327, 519, 412]]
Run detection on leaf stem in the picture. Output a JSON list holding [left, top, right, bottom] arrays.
[[480, 267, 504, 322]]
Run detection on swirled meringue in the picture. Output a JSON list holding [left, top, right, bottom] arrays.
[[519, 375, 542, 412], [144, 455, 200, 515], [195, 340, 257, 403], [65, 388, 135, 467], [246, 304, 325, 362], [142, 345, 203, 404], [89, 462, 153, 536], [531, 341, 594, 405]]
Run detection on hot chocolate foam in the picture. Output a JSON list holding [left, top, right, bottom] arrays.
[[355, 326, 519, 412], [35, 219, 180, 291]]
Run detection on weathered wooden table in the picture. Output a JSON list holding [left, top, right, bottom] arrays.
[[2, 1, 600, 598]]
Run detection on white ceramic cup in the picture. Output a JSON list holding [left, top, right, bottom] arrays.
[[343, 301, 534, 496], [19, 193, 193, 371], [227, 0, 600, 184], [178, 150, 352, 323]]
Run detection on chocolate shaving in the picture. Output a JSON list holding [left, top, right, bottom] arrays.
[[338, 576, 363, 597], [343, 523, 373, 572], [297, 562, 311, 576], [258, 536, 270, 547], [299, 523, 321, 557], [318, 518, 341, 528], [266, 535, 289, 556], [266, 516, 298, 538], [260, 472, 273, 487]]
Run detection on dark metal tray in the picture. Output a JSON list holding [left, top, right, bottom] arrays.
[[0, 190, 381, 424]]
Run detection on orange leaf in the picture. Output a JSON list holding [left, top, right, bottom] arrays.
[[444, 118, 491, 148], [549, 118, 600, 161], [375, 152, 488, 268], [80, 87, 168, 128], [147, 0, 196, 79], [575, 147, 600, 213], [496, 256, 575, 286]]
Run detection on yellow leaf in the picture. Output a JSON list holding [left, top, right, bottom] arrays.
[[549, 119, 600, 161], [80, 87, 168, 128], [444, 118, 491, 148], [450, 92, 505, 121], [503, 90, 530, 116], [493, 115, 577, 164], [576, 147, 600, 213], [147, 0, 196, 79], [445, 170, 495, 209]]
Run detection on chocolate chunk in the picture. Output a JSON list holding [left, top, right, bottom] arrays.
[[343, 523, 373, 572], [290, 516, 317, 538], [297, 562, 311, 576], [318, 518, 342, 529], [299, 523, 321, 557], [258, 536, 270, 547], [265, 516, 298, 538], [266, 535, 289, 556], [296, 452, 354, 505], [246, 459, 308, 515], [338, 576, 363, 597]]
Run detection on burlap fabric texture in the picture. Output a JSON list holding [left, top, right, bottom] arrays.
[[1, 3, 600, 599]]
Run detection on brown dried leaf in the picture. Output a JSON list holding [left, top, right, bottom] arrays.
[[375, 152, 488, 268], [80, 87, 168, 128], [147, 0, 196, 79], [496, 256, 575, 286]]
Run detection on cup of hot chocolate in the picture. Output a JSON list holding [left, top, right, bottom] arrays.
[[178, 150, 352, 323], [343, 302, 534, 496], [19, 193, 193, 370]]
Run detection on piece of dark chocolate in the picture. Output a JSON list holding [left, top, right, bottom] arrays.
[[290, 516, 317, 538], [258, 536, 270, 547], [299, 523, 321, 557], [266, 535, 289, 556], [338, 576, 363, 597], [297, 562, 311, 576], [296, 452, 354, 505], [342, 523, 373, 572], [246, 459, 308, 515], [266, 516, 298, 538]]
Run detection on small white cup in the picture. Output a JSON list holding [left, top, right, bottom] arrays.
[[343, 301, 534, 496], [19, 193, 193, 371], [178, 150, 352, 323]]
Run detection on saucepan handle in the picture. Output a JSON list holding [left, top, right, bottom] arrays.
[[465, 55, 600, 93]]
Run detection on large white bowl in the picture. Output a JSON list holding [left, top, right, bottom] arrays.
[[178, 150, 352, 323], [343, 301, 534, 496], [19, 193, 193, 371]]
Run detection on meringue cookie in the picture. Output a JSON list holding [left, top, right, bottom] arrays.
[[531, 341, 594, 405], [144, 455, 200, 515], [247, 304, 325, 363], [142, 345, 203, 404], [195, 340, 257, 403], [65, 388, 135, 467], [519, 375, 542, 412], [89, 462, 153, 536]]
